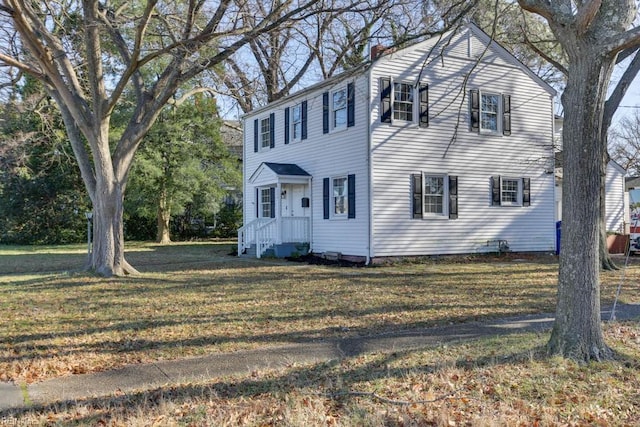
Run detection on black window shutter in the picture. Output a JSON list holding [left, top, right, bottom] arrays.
[[347, 82, 355, 128], [301, 100, 308, 140], [322, 92, 329, 134], [502, 94, 511, 136], [470, 89, 480, 133], [253, 118, 259, 152], [347, 174, 356, 219], [411, 174, 423, 219], [255, 187, 259, 217], [491, 176, 501, 206], [419, 83, 429, 128], [284, 107, 290, 144], [269, 187, 275, 218], [448, 176, 458, 219], [269, 112, 275, 148], [380, 77, 392, 123], [323, 178, 330, 219], [522, 177, 531, 206]]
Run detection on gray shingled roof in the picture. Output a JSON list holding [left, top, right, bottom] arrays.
[[263, 162, 311, 176]]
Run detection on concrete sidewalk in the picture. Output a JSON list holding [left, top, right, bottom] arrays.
[[2, 303, 639, 412]]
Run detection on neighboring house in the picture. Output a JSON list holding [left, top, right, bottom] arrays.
[[239, 23, 558, 261], [553, 116, 627, 235]]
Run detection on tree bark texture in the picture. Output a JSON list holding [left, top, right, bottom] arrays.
[[548, 55, 613, 361], [156, 187, 172, 244]]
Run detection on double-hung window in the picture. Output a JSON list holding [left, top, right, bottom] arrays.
[[253, 113, 275, 152], [260, 188, 273, 218], [284, 101, 307, 144], [412, 173, 458, 219], [393, 82, 414, 122], [423, 175, 445, 214], [323, 175, 356, 219], [380, 77, 428, 127], [470, 89, 511, 135], [292, 104, 302, 141], [332, 88, 348, 130], [491, 176, 530, 207], [481, 93, 499, 131], [322, 83, 355, 134], [333, 176, 347, 216], [260, 118, 271, 149]]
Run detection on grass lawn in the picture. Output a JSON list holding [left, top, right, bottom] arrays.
[[2, 241, 640, 425]]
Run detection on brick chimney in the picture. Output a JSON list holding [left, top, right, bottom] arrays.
[[370, 44, 386, 60]]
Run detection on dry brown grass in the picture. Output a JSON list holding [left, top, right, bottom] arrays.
[[2, 242, 640, 425], [5, 323, 640, 426], [1, 242, 639, 386]]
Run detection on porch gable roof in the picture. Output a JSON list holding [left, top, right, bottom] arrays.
[[249, 162, 311, 185]]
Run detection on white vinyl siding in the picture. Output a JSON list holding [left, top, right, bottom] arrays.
[[242, 75, 370, 257], [369, 27, 556, 256]]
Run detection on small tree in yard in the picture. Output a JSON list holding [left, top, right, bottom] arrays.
[[517, 0, 640, 361], [125, 95, 239, 244]]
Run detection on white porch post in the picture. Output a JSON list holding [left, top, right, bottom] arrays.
[[276, 181, 282, 244]]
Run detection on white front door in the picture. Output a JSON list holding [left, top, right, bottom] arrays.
[[280, 184, 310, 217]]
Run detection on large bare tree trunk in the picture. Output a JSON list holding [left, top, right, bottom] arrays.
[[548, 55, 613, 361]]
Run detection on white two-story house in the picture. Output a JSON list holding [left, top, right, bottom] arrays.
[[238, 23, 557, 261]]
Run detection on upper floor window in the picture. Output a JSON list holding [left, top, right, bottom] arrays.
[[481, 93, 499, 131], [323, 82, 355, 134], [470, 89, 511, 135], [292, 104, 302, 140], [332, 88, 348, 130], [393, 82, 414, 122], [284, 101, 307, 144], [260, 117, 271, 148], [380, 77, 428, 127], [253, 113, 275, 152]]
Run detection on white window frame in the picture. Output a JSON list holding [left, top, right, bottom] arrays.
[[500, 177, 522, 206], [480, 92, 501, 133], [260, 188, 272, 218], [331, 87, 348, 131], [291, 103, 302, 142], [392, 82, 415, 123], [332, 176, 348, 217], [260, 117, 271, 149], [422, 173, 448, 217]]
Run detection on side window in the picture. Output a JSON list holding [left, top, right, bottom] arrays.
[[412, 174, 458, 219], [380, 78, 428, 127], [393, 82, 414, 122], [491, 176, 531, 207], [470, 89, 511, 135]]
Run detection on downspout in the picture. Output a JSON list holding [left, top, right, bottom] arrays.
[[366, 68, 373, 265]]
